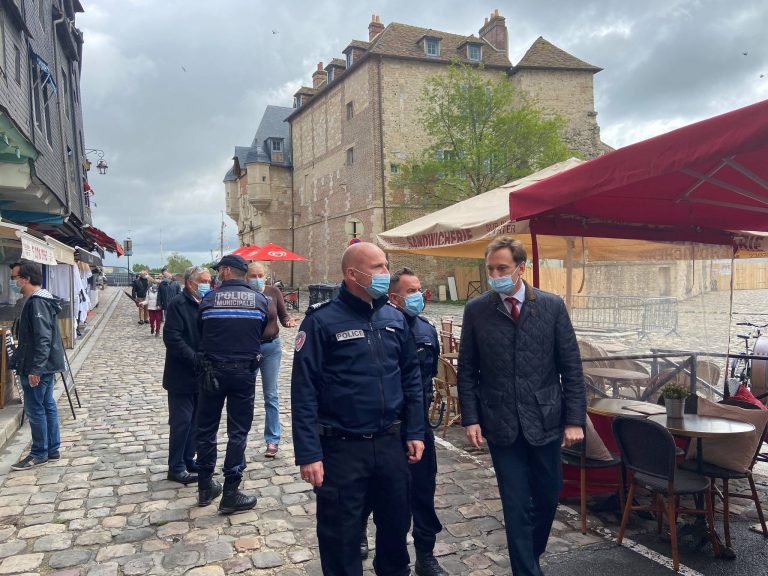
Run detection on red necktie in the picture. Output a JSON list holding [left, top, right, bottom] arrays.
[[505, 297, 520, 321]]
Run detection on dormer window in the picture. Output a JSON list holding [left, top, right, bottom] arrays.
[[468, 44, 482, 62], [271, 139, 283, 152], [425, 37, 440, 57], [346, 52, 353, 68], [294, 96, 301, 108], [328, 68, 334, 83]]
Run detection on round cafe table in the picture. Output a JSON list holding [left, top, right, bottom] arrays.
[[588, 399, 666, 418], [583, 367, 649, 398]]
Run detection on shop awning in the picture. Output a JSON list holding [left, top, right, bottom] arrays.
[[18, 231, 57, 265], [508, 99, 768, 242], [83, 225, 123, 255], [44, 235, 76, 265], [1, 209, 65, 224], [74, 247, 103, 268]]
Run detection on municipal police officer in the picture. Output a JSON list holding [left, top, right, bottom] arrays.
[[196, 254, 269, 514], [360, 268, 446, 576], [292, 242, 425, 576]]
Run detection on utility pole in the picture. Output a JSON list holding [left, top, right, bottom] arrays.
[[219, 211, 225, 258], [159, 229, 165, 267]]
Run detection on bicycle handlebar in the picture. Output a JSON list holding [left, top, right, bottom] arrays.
[[736, 322, 768, 328]]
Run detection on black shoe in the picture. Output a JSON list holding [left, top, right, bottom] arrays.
[[150, 329, 154, 335], [360, 534, 369, 560], [11, 454, 48, 471], [167, 470, 198, 485], [415, 552, 447, 576], [48, 451, 61, 460], [218, 480, 257, 515], [198, 478, 223, 507]]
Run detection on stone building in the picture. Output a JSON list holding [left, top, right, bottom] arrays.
[[226, 10, 609, 288], [0, 0, 106, 249], [224, 105, 294, 283]]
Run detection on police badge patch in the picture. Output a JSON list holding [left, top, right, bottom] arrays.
[[295, 331, 307, 352]]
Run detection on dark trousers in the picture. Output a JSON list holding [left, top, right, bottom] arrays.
[[316, 433, 411, 576], [195, 370, 256, 482], [488, 436, 562, 576], [167, 391, 198, 474], [362, 428, 442, 554]]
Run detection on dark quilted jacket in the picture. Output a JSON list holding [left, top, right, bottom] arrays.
[[457, 281, 586, 446]]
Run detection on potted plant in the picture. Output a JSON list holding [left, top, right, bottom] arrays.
[[661, 383, 689, 418]]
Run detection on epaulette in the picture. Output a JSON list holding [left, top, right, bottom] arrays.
[[418, 315, 435, 327], [305, 300, 332, 315]]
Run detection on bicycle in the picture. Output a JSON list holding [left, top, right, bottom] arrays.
[[729, 322, 768, 398]]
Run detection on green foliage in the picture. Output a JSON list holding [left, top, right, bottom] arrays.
[[199, 261, 217, 270], [392, 62, 573, 205], [661, 383, 690, 400], [165, 252, 193, 274], [132, 263, 150, 273]]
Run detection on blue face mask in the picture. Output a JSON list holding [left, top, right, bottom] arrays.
[[402, 292, 425, 317], [197, 283, 211, 297], [249, 278, 265, 291], [10, 282, 21, 295], [488, 265, 521, 295], [354, 269, 390, 299]]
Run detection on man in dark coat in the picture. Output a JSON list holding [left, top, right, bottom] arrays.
[[9, 260, 66, 470], [162, 266, 212, 484], [131, 271, 150, 324], [457, 237, 585, 576]]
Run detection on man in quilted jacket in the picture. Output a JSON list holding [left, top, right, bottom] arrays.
[[457, 237, 585, 576]]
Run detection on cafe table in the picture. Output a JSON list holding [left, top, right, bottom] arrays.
[[588, 398, 666, 418], [648, 413, 755, 558], [583, 367, 649, 398]]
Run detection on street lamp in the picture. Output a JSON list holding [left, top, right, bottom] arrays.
[[84, 148, 109, 175], [124, 238, 133, 277]]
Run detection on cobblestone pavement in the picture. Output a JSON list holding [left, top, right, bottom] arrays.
[[1, 287, 767, 575]]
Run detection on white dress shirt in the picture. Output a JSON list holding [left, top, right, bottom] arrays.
[[503, 281, 526, 316]]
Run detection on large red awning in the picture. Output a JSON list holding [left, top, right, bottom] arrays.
[[245, 243, 307, 261], [84, 225, 123, 255], [508, 99, 768, 245]]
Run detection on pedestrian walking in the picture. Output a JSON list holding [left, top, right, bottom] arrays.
[[359, 267, 446, 575], [292, 241, 425, 576], [158, 273, 174, 321], [457, 237, 586, 576], [170, 273, 183, 297], [196, 254, 269, 514], [145, 283, 163, 336], [9, 260, 66, 471], [162, 266, 212, 485], [131, 271, 150, 325], [246, 262, 297, 459]]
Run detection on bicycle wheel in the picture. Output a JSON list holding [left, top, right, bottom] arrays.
[[729, 357, 749, 383]]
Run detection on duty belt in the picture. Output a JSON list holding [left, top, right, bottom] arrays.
[[318, 421, 401, 440], [210, 358, 260, 372]]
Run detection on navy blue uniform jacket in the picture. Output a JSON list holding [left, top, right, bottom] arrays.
[[291, 283, 425, 466], [198, 279, 269, 363], [409, 314, 440, 405]]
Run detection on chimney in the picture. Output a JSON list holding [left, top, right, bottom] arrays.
[[312, 62, 327, 89], [369, 14, 384, 41], [479, 9, 507, 53]]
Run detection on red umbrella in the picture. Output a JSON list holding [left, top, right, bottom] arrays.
[[246, 243, 307, 261], [229, 245, 260, 258]]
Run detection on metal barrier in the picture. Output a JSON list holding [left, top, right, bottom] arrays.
[[570, 295, 644, 332], [308, 283, 341, 306], [642, 297, 679, 338]]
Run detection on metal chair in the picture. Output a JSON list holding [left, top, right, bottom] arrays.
[[678, 399, 768, 547], [612, 417, 720, 572], [561, 420, 624, 534]]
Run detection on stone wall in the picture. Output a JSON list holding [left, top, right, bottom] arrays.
[[510, 68, 603, 159]]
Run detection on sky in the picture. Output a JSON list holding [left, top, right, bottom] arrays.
[[79, 0, 768, 269]]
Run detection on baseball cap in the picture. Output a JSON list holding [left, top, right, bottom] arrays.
[[212, 254, 248, 272]]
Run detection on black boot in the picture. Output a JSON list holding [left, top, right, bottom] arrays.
[[415, 551, 447, 576], [198, 478, 222, 507], [360, 531, 369, 560], [218, 478, 257, 515]]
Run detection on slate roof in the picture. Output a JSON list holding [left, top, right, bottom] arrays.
[[514, 37, 601, 72], [325, 58, 346, 70], [343, 40, 371, 53], [368, 23, 511, 68], [223, 106, 293, 181]]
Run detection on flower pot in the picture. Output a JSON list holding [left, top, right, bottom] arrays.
[[665, 398, 685, 419]]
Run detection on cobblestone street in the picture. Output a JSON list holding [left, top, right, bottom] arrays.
[[0, 287, 767, 575]]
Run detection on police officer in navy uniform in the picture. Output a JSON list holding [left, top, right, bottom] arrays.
[[292, 242, 425, 576], [196, 254, 269, 514], [360, 268, 446, 575]]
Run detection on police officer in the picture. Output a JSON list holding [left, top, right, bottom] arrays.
[[360, 268, 446, 575], [196, 254, 269, 514], [292, 242, 425, 576]]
